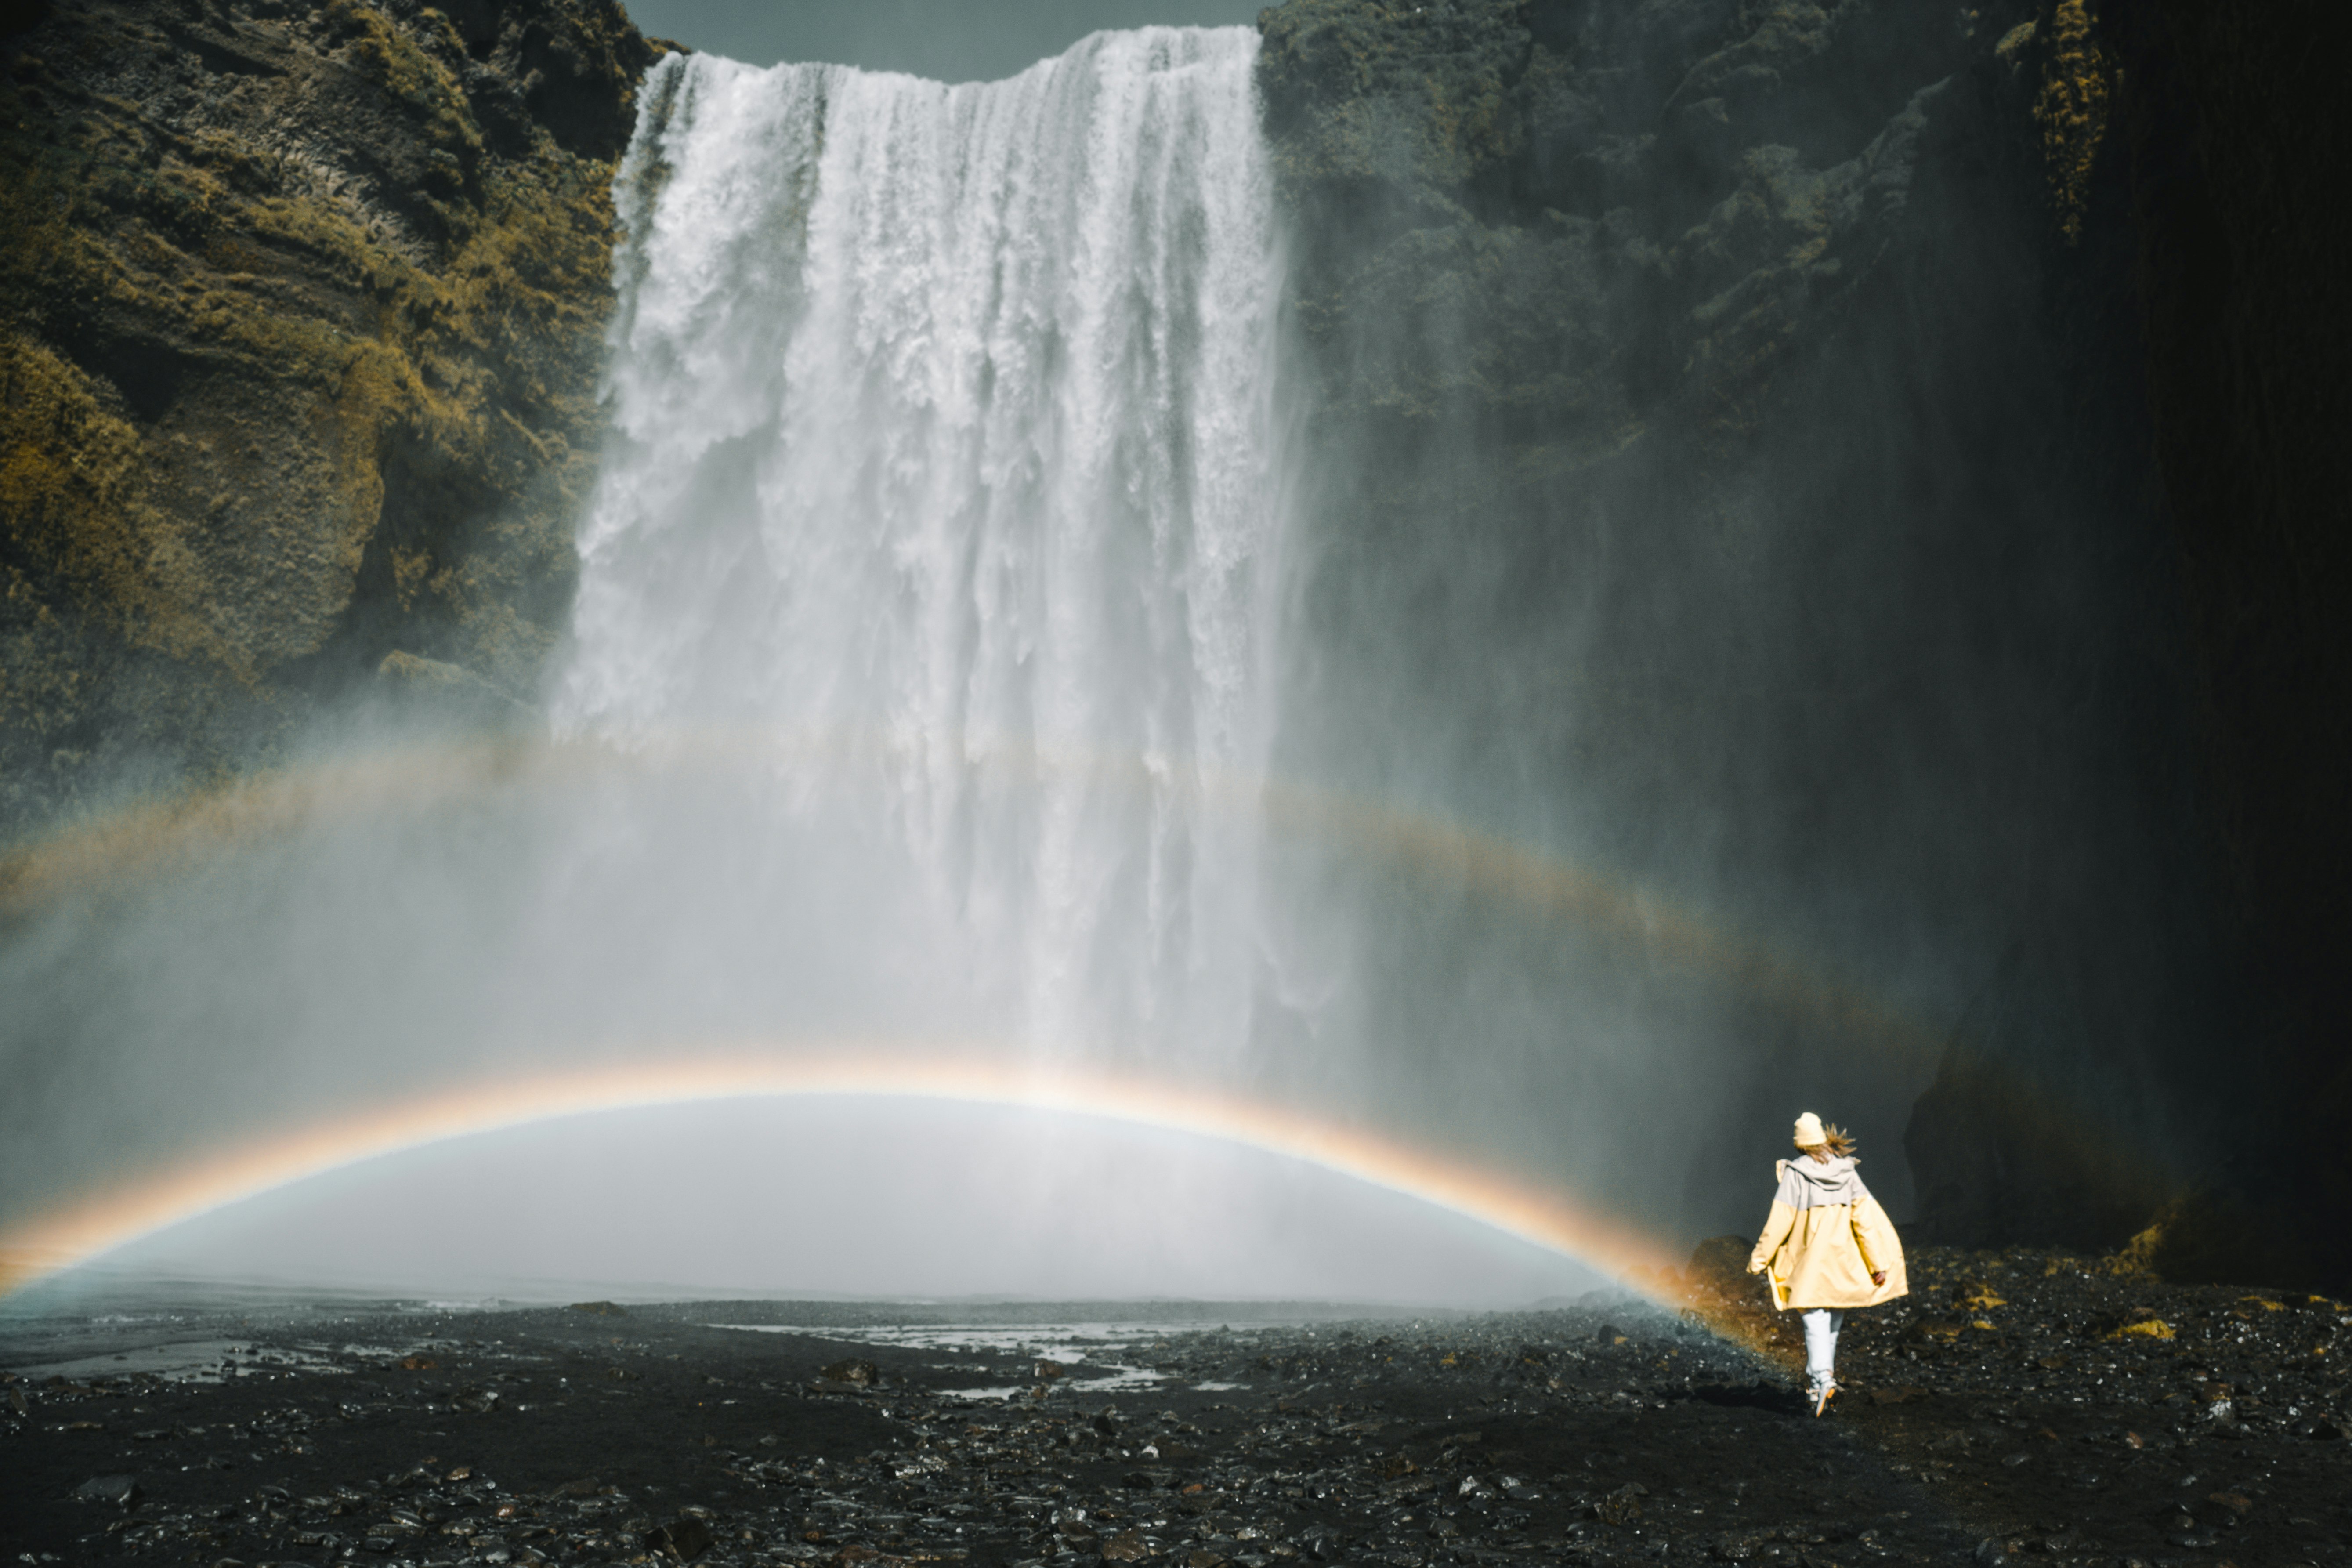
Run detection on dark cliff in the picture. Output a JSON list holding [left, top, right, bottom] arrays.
[[0, 0, 663, 833], [1256, 0, 2346, 1288], [2105, 0, 2352, 1287]]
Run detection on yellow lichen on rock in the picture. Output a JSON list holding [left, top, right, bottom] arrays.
[[2032, 0, 2117, 244], [2103, 1206, 2170, 1277], [2110, 1317, 2175, 1339]]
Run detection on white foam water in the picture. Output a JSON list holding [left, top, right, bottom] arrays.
[[558, 30, 1284, 1065]]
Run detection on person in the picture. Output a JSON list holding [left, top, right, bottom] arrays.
[[1747, 1110, 1908, 1415]]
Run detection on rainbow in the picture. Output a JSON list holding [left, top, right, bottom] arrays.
[[0, 1049, 1683, 1300], [0, 728, 1944, 1068]]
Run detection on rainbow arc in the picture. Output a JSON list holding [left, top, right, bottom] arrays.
[[0, 1048, 1683, 1299], [0, 727, 1944, 1069]]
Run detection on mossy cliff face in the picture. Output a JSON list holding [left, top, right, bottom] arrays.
[[1256, 0, 2218, 1263], [0, 0, 662, 835], [1260, 0, 2141, 457]]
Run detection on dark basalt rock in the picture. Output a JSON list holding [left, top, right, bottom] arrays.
[[645, 1510, 716, 1561], [7, 1280, 2347, 1567], [0, 0, 669, 842], [71, 1472, 139, 1506], [2097, 0, 2352, 1290]]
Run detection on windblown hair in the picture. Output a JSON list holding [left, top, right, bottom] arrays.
[[1802, 1123, 1858, 1161]]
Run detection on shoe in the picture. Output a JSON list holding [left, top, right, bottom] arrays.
[[1812, 1384, 1836, 1417]]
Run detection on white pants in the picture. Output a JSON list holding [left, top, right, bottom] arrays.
[[1802, 1308, 1846, 1392]]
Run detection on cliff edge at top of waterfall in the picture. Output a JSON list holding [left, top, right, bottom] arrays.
[[0, 0, 671, 844], [1253, 0, 2075, 444]]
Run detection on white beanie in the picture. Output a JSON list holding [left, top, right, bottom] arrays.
[[1792, 1111, 1827, 1148]]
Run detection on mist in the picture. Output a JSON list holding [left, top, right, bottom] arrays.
[[21, 1101, 1602, 1308]]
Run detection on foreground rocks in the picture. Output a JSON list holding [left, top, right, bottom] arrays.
[[1676, 1242, 2352, 1561], [4, 1249, 2347, 1567]]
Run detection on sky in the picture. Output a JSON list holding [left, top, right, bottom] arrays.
[[622, 0, 1266, 82]]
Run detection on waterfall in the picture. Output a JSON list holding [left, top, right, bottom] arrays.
[[556, 31, 1284, 1064]]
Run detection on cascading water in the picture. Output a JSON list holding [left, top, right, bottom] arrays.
[[557, 31, 1284, 1068]]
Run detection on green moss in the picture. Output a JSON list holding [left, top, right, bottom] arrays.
[[0, 334, 144, 600], [0, 0, 652, 836], [1259, 0, 1532, 200], [327, 0, 484, 165]]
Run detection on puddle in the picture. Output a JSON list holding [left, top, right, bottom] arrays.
[[709, 1321, 1195, 1397], [6, 1339, 452, 1384], [9, 1340, 344, 1384]]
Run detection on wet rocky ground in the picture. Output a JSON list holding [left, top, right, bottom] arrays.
[[3, 1248, 2347, 1568]]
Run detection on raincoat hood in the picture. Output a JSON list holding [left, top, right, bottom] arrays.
[[1777, 1152, 1864, 1209]]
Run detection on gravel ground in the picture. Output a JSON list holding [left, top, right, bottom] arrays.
[[3, 1246, 2346, 1568]]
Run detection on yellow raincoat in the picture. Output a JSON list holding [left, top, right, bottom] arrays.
[[1748, 1153, 1908, 1310]]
